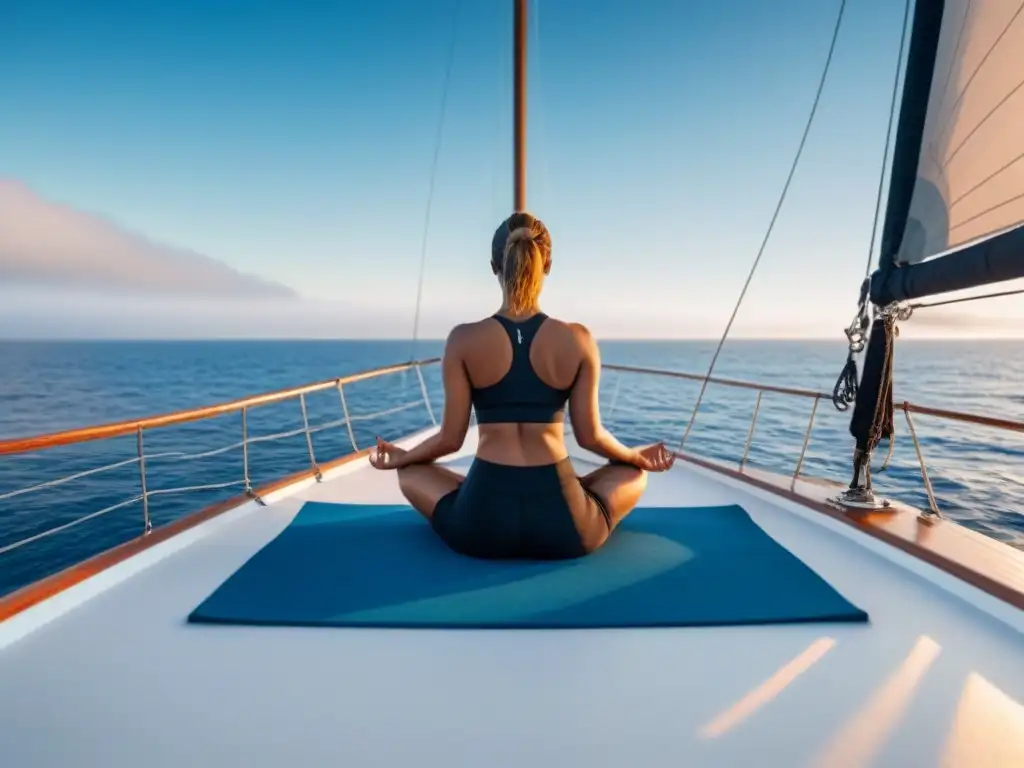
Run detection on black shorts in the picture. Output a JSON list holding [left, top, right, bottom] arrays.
[[431, 457, 612, 560]]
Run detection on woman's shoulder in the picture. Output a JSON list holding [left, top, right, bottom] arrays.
[[447, 317, 498, 339], [542, 317, 596, 353], [444, 317, 506, 351], [543, 316, 591, 338]]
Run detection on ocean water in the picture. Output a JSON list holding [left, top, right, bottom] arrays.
[[1, 338, 1022, 597]]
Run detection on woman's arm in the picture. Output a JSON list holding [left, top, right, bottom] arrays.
[[389, 326, 472, 469], [567, 324, 641, 466]]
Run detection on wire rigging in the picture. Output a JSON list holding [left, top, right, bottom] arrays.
[[409, 0, 462, 362], [676, 0, 849, 453], [833, 0, 912, 413]]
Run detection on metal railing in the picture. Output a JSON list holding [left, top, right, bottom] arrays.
[[2, 356, 1023, 563], [601, 362, 1024, 518], [0, 359, 439, 557], [601, 363, 833, 492]]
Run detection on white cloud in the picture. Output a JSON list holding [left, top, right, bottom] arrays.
[[0, 179, 296, 298], [0, 289, 424, 340]]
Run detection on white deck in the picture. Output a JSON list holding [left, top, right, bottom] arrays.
[[1, 427, 1023, 767]]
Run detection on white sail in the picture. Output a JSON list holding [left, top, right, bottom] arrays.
[[896, 0, 1024, 265]]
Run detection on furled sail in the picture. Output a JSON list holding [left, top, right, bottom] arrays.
[[872, 0, 1024, 304]]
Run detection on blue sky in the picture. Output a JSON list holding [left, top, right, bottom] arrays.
[[1, 0, 1020, 339]]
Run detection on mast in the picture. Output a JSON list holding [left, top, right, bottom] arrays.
[[514, 0, 527, 212]]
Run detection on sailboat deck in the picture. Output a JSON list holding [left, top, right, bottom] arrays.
[[1, 427, 1022, 767]]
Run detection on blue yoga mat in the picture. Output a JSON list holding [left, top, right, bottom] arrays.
[[188, 502, 868, 629]]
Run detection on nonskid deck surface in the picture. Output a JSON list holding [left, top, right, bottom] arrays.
[[1, 428, 1023, 767]]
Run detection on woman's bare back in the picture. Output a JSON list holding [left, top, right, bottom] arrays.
[[457, 313, 584, 466]]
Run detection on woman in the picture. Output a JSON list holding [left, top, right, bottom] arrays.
[[369, 211, 675, 559]]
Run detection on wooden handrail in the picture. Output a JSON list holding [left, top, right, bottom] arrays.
[[603, 363, 832, 400], [0, 358, 440, 456], [902, 401, 1024, 434]]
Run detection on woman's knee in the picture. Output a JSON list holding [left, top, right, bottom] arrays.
[[626, 466, 648, 498], [395, 464, 420, 496], [395, 463, 462, 510], [616, 463, 647, 489], [396, 464, 421, 492], [587, 464, 647, 505]]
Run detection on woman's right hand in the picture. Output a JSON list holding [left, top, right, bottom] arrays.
[[630, 442, 676, 472]]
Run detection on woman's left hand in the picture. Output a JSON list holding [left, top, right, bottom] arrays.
[[369, 436, 407, 470]]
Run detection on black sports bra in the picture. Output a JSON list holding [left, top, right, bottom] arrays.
[[470, 313, 573, 424]]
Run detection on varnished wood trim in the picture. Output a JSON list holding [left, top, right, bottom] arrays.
[[678, 453, 1024, 612], [0, 359, 440, 455], [603, 363, 828, 400], [0, 447, 373, 623], [902, 401, 1024, 433]]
